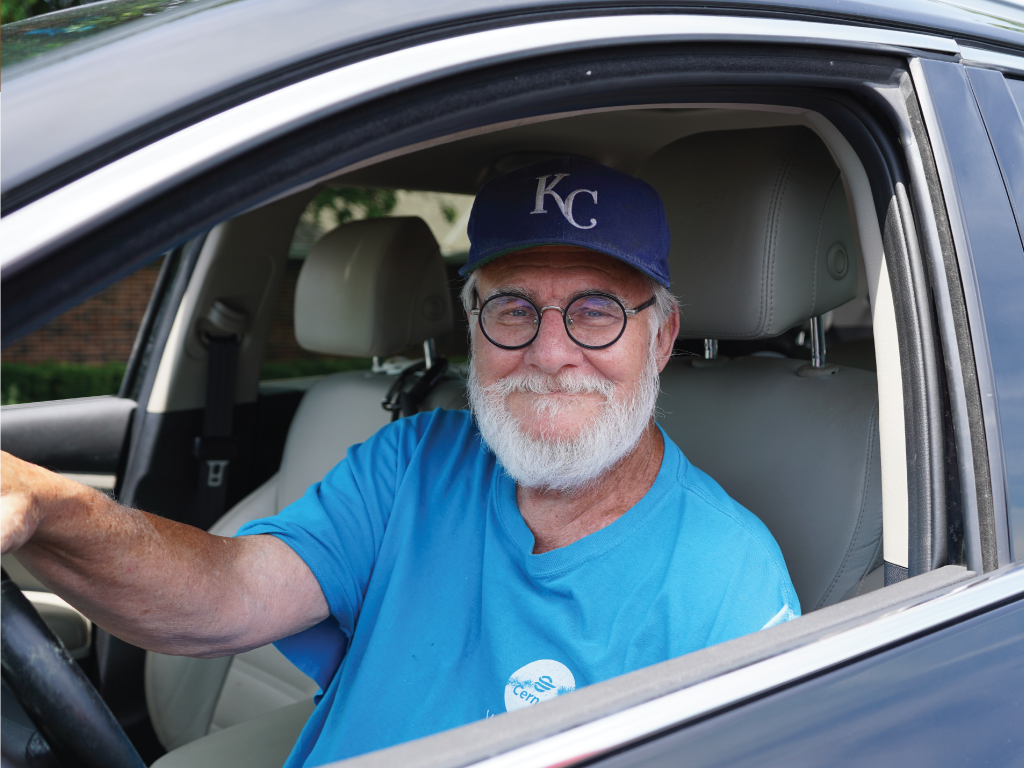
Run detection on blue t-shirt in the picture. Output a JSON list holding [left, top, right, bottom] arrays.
[[238, 409, 799, 767]]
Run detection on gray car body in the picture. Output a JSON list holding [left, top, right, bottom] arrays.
[[2, 0, 1023, 198]]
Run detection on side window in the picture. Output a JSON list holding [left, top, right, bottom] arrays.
[[1, 257, 165, 405], [261, 187, 474, 384]]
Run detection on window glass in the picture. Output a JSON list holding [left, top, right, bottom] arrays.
[[261, 188, 473, 383], [1, 257, 164, 404], [981, 74, 1024, 561]]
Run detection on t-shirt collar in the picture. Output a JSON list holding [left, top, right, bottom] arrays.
[[492, 423, 682, 577]]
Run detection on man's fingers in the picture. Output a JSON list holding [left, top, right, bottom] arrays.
[[0, 451, 40, 555], [1, 493, 37, 554]]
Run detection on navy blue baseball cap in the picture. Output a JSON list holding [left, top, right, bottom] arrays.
[[460, 156, 671, 288]]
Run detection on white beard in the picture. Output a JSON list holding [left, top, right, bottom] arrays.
[[468, 352, 661, 494]]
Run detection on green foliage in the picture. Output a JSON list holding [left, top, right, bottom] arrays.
[[1, 361, 126, 405], [440, 202, 458, 224], [1, 0, 51, 25], [308, 188, 398, 227], [260, 358, 373, 381]]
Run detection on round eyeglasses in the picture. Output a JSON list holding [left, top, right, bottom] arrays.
[[471, 291, 657, 350]]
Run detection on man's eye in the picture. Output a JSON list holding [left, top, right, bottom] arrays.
[[571, 301, 620, 325], [495, 307, 535, 322]]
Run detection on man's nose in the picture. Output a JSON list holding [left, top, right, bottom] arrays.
[[523, 307, 582, 373]]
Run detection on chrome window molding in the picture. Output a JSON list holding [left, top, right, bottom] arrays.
[[1, 14, 958, 275], [466, 565, 1024, 768], [960, 45, 1024, 77]]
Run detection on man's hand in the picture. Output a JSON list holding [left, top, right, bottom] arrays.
[[2, 450, 67, 554], [0, 450, 329, 657]]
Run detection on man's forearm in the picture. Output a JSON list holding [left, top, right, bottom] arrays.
[[15, 489, 243, 655], [2, 452, 329, 657]]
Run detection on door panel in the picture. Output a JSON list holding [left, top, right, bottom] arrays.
[[1, 395, 135, 476], [0, 396, 136, 587], [591, 597, 1024, 768]]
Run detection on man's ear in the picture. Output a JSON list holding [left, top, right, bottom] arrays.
[[655, 307, 680, 373]]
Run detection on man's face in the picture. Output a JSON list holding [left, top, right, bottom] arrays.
[[470, 246, 676, 444]]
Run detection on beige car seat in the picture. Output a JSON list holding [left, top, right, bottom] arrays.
[[145, 216, 465, 751], [638, 126, 884, 610]]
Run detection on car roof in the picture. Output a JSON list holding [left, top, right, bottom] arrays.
[[2, 0, 1023, 199]]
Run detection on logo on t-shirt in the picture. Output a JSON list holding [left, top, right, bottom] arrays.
[[504, 659, 576, 712]]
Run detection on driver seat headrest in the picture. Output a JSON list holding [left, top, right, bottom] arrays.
[[637, 126, 861, 339], [294, 217, 454, 357]]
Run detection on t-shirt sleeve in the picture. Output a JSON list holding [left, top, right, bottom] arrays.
[[704, 506, 802, 647], [234, 416, 413, 687]]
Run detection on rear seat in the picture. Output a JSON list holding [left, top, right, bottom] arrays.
[[146, 216, 463, 750], [639, 126, 883, 610]]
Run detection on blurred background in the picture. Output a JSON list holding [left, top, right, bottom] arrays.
[[0, 183, 474, 404]]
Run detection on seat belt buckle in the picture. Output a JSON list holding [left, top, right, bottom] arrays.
[[192, 436, 238, 487], [204, 460, 230, 488]]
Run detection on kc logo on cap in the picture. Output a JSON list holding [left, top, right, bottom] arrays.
[[461, 155, 671, 288], [531, 174, 598, 230]]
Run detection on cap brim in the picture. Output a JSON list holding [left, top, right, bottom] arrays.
[[459, 242, 670, 288]]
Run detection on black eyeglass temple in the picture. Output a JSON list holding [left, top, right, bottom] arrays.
[[631, 295, 657, 313]]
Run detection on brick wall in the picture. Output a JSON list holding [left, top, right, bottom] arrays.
[[3, 259, 164, 365], [4, 256, 470, 368], [3, 259, 329, 368]]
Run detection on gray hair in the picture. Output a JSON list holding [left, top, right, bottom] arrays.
[[460, 269, 678, 340]]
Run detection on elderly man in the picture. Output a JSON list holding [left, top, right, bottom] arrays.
[[1, 158, 798, 767]]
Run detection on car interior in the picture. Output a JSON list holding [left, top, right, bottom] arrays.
[[1, 97, 975, 768]]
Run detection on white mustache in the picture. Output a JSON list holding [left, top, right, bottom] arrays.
[[485, 369, 617, 400], [468, 353, 660, 494]]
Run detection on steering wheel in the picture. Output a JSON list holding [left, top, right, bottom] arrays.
[[0, 570, 145, 768]]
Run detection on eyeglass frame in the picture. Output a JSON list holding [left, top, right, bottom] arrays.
[[470, 290, 657, 351]]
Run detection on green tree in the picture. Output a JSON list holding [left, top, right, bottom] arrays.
[[308, 188, 398, 227], [1, 0, 59, 25]]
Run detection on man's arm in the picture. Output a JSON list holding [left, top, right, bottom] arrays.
[[0, 450, 329, 658]]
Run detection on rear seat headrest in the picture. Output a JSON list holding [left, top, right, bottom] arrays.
[[637, 126, 861, 339], [294, 217, 454, 357]]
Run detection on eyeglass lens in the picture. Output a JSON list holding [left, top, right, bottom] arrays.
[[479, 294, 627, 349]]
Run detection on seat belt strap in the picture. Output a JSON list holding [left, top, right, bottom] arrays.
[[382, 357, 449, 421], [193, 334, 240, 528], [400, 358, 448, 418]]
